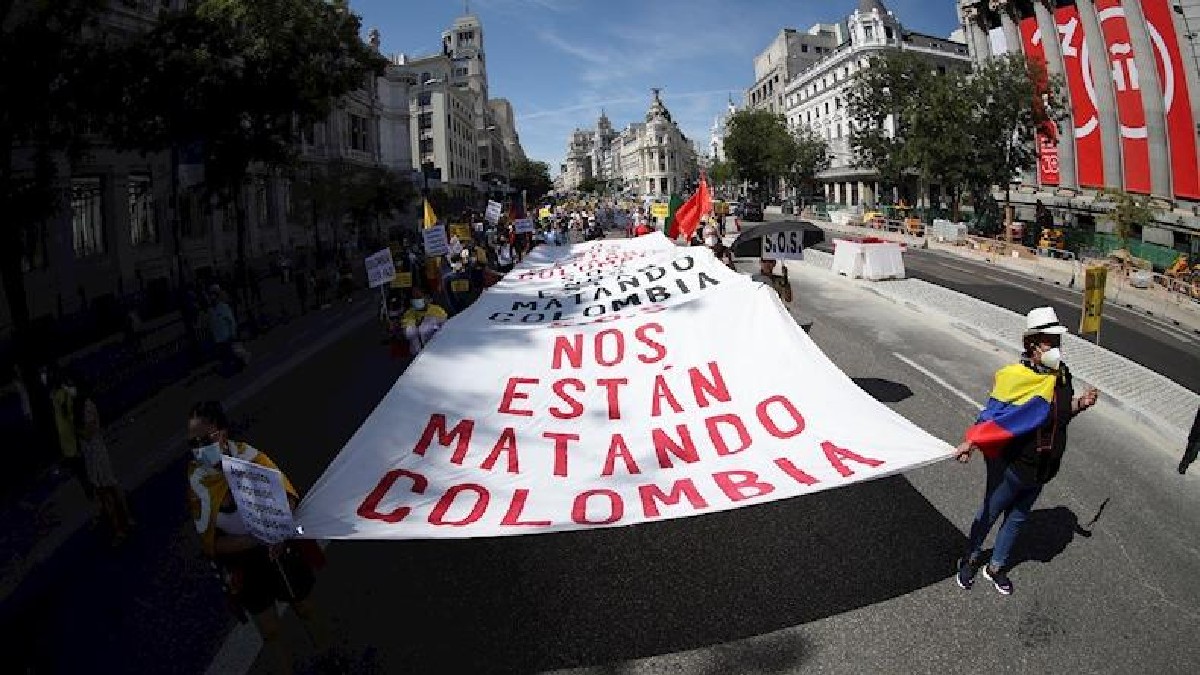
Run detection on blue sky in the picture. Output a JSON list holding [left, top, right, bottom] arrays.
[[349, 0, 960, 175]]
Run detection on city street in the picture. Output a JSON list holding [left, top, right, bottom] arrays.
[[5, 235, 1198, 674], [809, 235, 1200, 394]]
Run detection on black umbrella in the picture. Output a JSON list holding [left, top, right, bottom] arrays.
[[730, 220, 825, 258]]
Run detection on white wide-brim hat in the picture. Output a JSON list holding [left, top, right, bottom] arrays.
[[1024, 306, 1069, 336]]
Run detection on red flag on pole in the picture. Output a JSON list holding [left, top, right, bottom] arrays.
[[671, 174, 712, 241]]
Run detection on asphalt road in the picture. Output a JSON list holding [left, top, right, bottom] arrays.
[[806, 230, 1200, 394], [9, 236, 1199, 674]]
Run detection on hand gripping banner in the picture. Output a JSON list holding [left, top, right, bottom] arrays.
[[296, 235, 955, 539]]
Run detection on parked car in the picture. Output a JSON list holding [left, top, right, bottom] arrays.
[[741, 202, 764, 221]]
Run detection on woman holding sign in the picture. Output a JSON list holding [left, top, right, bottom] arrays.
[[186, 401, 327, 674]]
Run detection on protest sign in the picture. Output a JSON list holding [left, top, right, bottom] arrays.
[[222, 455, 296, 544], [513, 218, 534, 234], [296, 234, 954, 539], [761, 231, 806, 261], [1080, 265, 1107, 338], [449, 223, 473, 242], [423, 223, 449, 257], [364, 248, 397, 288], [485, 200, 503, 225]]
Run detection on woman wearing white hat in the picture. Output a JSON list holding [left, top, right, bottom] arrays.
[[953, 306, 1099, 595]]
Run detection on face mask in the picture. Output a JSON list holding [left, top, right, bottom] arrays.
[[192, 442, 223, 468], [705, 237, 718, 247], [1039, 347, 1062, 370], [411, 298, 427, 310]]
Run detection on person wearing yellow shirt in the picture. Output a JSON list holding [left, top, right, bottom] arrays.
[[401, 288, 448, 356], [186, 400, 328, 675]]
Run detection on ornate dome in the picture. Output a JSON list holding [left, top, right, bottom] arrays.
[[645, 88, 673, 123]]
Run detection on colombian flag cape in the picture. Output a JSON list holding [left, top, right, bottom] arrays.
[[965, 363, 1057, 459]]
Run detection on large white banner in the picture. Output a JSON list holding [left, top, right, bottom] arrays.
[[296, 234, 954, 539]]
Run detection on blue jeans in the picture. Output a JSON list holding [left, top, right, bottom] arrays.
[[966, 457, 1043, 569]]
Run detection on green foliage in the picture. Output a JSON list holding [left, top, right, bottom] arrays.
[[1098, 189, 1159, 249], [781, 126, 831, 201], [576, 176, 608, 195], [509, 158, 553, 203], [294, 163, 413, 235], [723, 108, 794, 199], [708, 159, 736, 188]]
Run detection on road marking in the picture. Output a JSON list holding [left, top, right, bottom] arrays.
[[892, 352, 984, 410]]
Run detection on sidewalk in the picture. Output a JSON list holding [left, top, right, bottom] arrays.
[[813, 221, 1200, 334], [0, 289, 377, 611], [769, 241, 1200, 447]]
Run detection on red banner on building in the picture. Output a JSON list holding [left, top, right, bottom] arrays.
[[1096, 0, 1151, 193], [1143, 0, 1200, 200], [1055, 2, 1106, 188], [1020, 15, 1060, 186]]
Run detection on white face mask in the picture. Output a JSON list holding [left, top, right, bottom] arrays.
[[411, 298, 427, 310], [192, 442, 223, 468], [705, 237, 718, 247], [1039, 347, 1062, 370]]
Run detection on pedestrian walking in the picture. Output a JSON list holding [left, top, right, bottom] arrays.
[[71, 375, 134, 544], [186, 400, 329, 675], [954, 307, 1099, 595], [208, 287, 242, 376], [1178, 406, 1200, 475], [50, 367, 92, 500]]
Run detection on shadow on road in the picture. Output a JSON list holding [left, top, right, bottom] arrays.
[[1007, 504, 1097, 570], [314, 475, 965, 674], [852, 378, 914, 404]]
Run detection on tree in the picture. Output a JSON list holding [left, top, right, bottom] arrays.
[[781, 127, 831, 206], [1099, 189, 1158, 255], [509, 158, 553, 204], [723, 109, 793, 200], [708, 159, 736, 194], [1, 0, 117, 456], [113, 0, 385, 295], [845, 51, 931, 202], [576, 176, 607, 195]]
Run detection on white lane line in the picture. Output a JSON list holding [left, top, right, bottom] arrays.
[[892, 352, 984, 410]]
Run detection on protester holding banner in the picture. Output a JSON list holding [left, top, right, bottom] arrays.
[[752, 258, 793, 304], [954, 307, 1099, 596], [400, 288, 448, 356], [186, 400, 327, 674], [707, 233, 735, 269]]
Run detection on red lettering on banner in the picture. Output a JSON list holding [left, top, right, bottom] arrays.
[[634, 323, 668, 364], [480, 427, 520, 474], [688, 362, 731, 408], [651, 425, 699, 468], [650, 374, 683, 417], [429, 483, 490, 526], [1055, 2, 1105, 188], [1019, 15, 1061, 186], [543, 431, 579, 477], [413, 414, 474, 464], [597, 377, 627, 419], [549, 378, 585, 419], [498, 377, 538, 416], [594, 328, 624, 366], [638, 478, 709, 517], [550, 323, 669, 370], [713, 470, 775, 502], [500, 488, 552, 527], [551, 334, 583, 369], [356, 469, 427, 523], [821, 441, 886, 477], [774, 457, 820, 486], [602, 433, 642, 476], [757, 395, 806, 439], [706, 414, 752, 456], [1095, 0, 1151, 193], [1144, 0, 1200, 199], [572, 489, 624, 525]]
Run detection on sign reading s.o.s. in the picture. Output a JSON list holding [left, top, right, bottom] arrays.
[[761, 231, 807, 261]]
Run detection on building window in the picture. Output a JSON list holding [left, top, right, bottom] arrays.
[[72, 177, 106, 258], [864, 25, 874, 39], [454, 67, 468, 77], [419, 138, 433, 154], [938, 65, 947, 75], [418, 112, 433, 131], [417, 91, 431, 106], [802, 44, 809, 53], [885, 27, 894, 40], [349, 114, 370, 152], [128, 173, 157, 246]]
